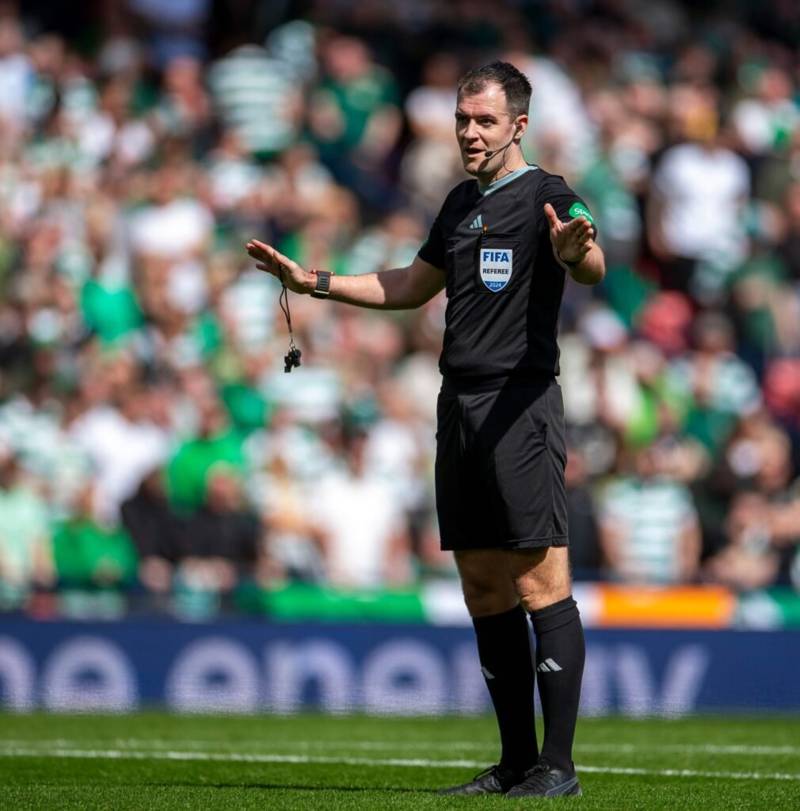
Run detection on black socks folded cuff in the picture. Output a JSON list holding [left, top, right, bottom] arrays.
[[529, 595, 580, 634]]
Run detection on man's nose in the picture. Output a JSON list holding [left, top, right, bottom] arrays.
[[462, 120, 479, 140]]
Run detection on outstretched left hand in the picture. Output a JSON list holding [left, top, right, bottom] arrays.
[[246, 239, 313, 294], [544, 203, 593, 265]]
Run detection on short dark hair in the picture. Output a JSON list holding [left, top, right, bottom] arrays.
[[457, 61, 532, 118]]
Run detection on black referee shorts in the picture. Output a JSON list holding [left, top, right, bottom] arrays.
[[435, 376, 568, 551]]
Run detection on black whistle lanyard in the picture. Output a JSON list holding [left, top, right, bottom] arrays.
[[279, 266, 302, 372]]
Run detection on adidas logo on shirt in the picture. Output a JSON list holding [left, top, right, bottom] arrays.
[[469, 214, 483, 230], [537, 658, 563, 673]]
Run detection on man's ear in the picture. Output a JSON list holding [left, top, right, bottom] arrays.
[[514, 114, 528, 140]]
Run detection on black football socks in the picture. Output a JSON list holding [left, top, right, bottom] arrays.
[[529, 595, 585, 771], [472, 604, 538, 772]]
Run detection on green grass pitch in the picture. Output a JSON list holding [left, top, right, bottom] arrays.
[[0, 713, 798, 809]]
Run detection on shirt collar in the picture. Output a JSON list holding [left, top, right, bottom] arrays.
[[478, 165, 537, 196]]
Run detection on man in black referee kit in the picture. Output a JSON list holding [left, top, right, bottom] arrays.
[[247, 61, 605, 798]]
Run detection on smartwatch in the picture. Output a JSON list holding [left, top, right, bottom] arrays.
[[310, 269, 332, 299]]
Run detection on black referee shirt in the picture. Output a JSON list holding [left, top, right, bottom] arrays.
[[418, 166, 595, 381]]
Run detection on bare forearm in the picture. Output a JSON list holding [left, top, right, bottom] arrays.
[[561, 242, 606, 285], [598, 523, 625, 570], [678, 524, 702, 580], [246, 238, 445, 309], [326, 268, 422, 310]]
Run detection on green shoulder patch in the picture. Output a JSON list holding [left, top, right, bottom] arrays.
[[568, 201, 594, 224]]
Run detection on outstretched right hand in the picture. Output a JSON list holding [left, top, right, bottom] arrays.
[[246, 239, 313, 294]]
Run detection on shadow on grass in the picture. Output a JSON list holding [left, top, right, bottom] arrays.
[[146, 781, 438, 794]]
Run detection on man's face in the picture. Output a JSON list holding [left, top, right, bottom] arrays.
[[455, 83, 524, 177]]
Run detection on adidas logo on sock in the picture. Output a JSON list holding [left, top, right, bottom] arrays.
[[537, 658, 563, 673], [469, 215, 483, 230]]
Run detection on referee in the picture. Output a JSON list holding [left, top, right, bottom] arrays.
[[247, 61, 605, 798]]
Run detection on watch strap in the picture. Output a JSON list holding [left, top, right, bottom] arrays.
[[310, 269, 332, 299]]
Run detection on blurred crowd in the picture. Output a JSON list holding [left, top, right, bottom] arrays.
[[2, 0, 800, 618]]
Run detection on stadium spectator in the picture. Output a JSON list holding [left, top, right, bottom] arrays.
[[0, 17, 31, 133], [127, 162, 213, 262], [52, 482, 138, 614], [703, 411, 797, 590], [120, 467, 184, 596], [400, 52, 462, 214], [505, 43, 597, 177], [732, 66, 798, 158], [0, 448, 53, 608], [313, 423, 412, 589], [647, 86, 750, 301], [208, 42, 304, 159], [666, 311, 762, 456], [68, 356, 172, 522], [170, 465, 262, 618], [155, 55, 213, 144], [309, 35, 402, 211], [598, 439, 702, 584], [254, 443, 327, 584], [165, 381, 246, 512], [178, 467, 261, 580], [76, 74, 156, 171]]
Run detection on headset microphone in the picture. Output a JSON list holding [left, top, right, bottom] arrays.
[[483, 129, 520, 158]]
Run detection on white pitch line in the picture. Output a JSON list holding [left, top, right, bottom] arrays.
[[0, 747, 482, 769], [577, 765, 800, 782], [1, 739, 800, 757], [578, 743, 800, 756], [0, 747, 798, 782]]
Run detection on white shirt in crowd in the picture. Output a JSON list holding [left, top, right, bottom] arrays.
[[651, 142, 750, 266], [69, 406, 171, 523], [314, 469, 403, 589]]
